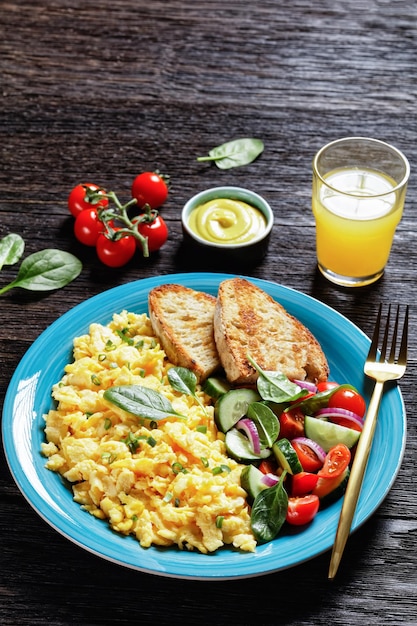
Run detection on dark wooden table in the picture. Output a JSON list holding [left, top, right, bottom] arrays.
[[1, 1, 417, 624]]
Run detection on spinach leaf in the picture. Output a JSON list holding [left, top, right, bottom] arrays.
[[248, 355, 308, 404], [251, 471, 288, 543], [104, 385, 186, 421], [291, 383, 357, 414], [0, 234, 25, 270], [196, 138, 264, 170], [168, 366, 208, 415], [247, 402, 279, 447], [0, 249, 82, 295]]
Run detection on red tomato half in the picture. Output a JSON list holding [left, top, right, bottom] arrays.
[[328, 388, 366, 418], [74, 208, 105, 246], [292, 441, 323, 473], [318, 444, 351, 479], [279, 408, 305, 440], [96, 232, 136, 267], [291, 472, 319, 497], [68, 183, 108, 218], [136, 215, 168, 252], [131, 172, 169, 210], [286, 495, 320, 526]]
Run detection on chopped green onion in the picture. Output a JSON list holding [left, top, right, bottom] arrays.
[[123, 432, 140, 454], [172, 462, 188, 475], [196, 425, 207, 433], [91, 374, 101, 386], [147, 436, 157, 447], [200, 457, 209, 468], [101, 452, 117, 464], [216, 516, 224, 528], [103, 417, 112, 430], [212, 464, 231, 476], [116, 329, 134, 345]]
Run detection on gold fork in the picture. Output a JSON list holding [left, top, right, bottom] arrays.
[[328, 303, 409, 580]]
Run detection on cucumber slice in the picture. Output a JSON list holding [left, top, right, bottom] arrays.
[[225, 428, 271, 462], [313, 467, 350, 506], [214, 388, 261, 433], [304, 415, 360, 452], [272, 438, 303, 475], [240, 465, 268, 502], [202, 376, 231, 399]]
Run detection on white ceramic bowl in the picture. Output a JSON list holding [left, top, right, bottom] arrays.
[[181, 186, 274, 267]]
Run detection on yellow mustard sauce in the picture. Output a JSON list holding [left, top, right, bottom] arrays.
[[187, 198, 267, 245]]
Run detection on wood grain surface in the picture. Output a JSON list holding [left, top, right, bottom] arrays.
[[1, 1, 417, 624]]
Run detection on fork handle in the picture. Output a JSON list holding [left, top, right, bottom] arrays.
[[328, 380, 385, 580]]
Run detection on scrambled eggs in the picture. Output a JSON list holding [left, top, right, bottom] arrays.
[[41, 311, 256, 553]]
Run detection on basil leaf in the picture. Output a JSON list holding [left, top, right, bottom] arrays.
[[0, 249, 82, 295], [196, 138, 264, 170], [168, 366, 208, 415], [104, 385, 186, 421], [168, 367, 197, 396], [251, 471, 288, 543], [247, 402, 280, 447], [0, 233, 25, 270]]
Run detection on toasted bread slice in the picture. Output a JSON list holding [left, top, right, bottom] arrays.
[[213, 278, 329, 385], [148, 284, 221, 381]]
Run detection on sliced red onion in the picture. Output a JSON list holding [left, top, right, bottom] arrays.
[[292, 436, 327, 463], [316, 407, 364, 424], [293, 379, 318, 394], [236, 418, 261, 454], [261, 473, 280, 487]]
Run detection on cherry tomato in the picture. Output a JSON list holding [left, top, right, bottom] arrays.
[[131, 172, 169, 210], [317, 444, 351, 479], [316, 381, 339, 392], [286, 495, 320, 526], [292, 441, 323, 473], [328, 388, 366, 418], [96, 232, 136, 267], [279, 408, 305, 440], [136, 215, 168, 252], [68, 183, 108, 218], [74, 208, 105, 246], [291, 472, 319, 497]]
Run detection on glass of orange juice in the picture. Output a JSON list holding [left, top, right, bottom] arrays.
[[312, 137, 410, 287]]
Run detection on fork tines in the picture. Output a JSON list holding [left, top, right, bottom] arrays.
[[370, 304, 409, 365]]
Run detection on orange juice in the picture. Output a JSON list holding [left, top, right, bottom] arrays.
[[312, 167, 406, 285]]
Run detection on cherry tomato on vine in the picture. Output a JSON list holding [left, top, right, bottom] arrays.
[[74, 208, 105, 247], [68, 183, 108, 218], [328, 388, 366, 418], [286, 495, 320, 526], [135, 215, 168, 252], [96, 232, 136, 268], [131, 172, 169, 210]]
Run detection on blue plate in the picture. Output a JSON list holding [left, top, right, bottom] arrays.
[[2, 273, 406, 579]]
